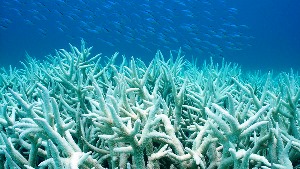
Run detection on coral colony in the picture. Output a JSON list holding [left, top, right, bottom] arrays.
[[0, 40, 299, 169]]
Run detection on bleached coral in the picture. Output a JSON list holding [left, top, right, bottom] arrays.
[[0, 40, 299, 169]]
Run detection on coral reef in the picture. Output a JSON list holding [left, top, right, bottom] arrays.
[[0, 40, 299, 169]]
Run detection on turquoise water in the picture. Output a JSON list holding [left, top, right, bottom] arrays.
[[0, 0, 299, 72]]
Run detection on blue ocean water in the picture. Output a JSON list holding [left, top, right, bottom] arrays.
[[0, 0, 299, 72]]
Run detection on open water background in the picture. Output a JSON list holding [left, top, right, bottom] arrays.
[[0, 0, 299, 72]]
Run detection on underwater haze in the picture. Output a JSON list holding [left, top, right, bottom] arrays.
[[0, 0, 300, 72]]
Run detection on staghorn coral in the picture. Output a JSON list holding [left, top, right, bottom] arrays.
[[0, 40, 299, 169]]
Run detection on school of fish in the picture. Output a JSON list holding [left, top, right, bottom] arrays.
[[0, 0, 254, 59]]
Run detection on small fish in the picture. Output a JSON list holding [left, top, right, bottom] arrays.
[[0, 0, 252, 59]]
